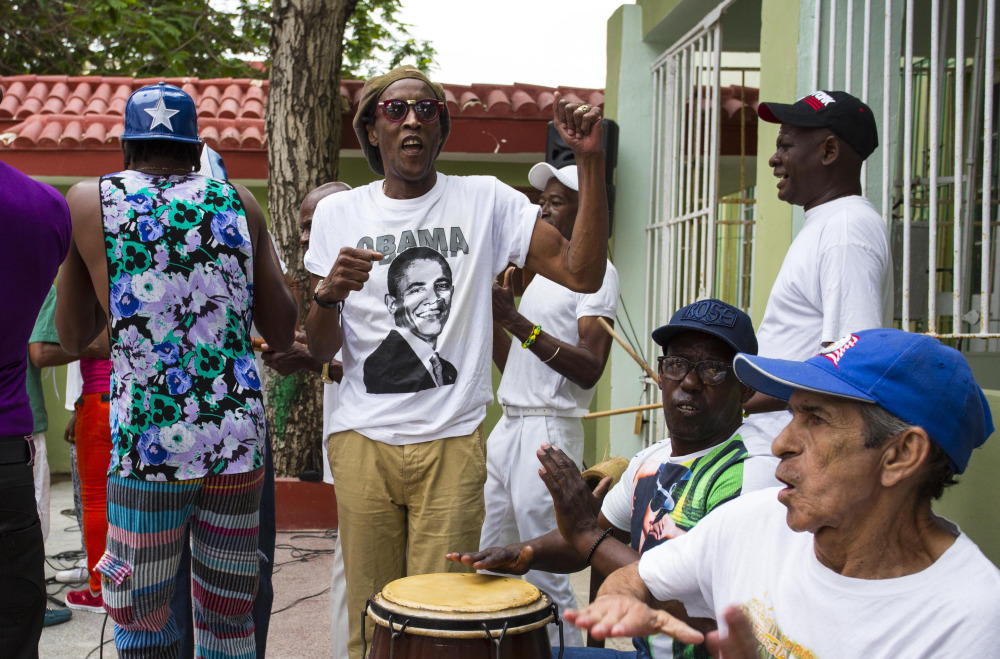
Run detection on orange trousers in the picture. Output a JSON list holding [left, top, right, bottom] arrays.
[[75, 393, 112, 594]]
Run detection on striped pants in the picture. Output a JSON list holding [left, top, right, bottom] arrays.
[[98, 467, 264, 659]]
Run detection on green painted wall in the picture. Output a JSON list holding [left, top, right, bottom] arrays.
[[603, 3, 662, 460], [748, 0, 799, 326], [934, 391, 1000, 566]]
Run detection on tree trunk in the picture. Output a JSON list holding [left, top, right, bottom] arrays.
[[264, 0, 357, 477]]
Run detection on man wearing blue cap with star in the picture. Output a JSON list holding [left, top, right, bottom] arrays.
[[565, 329, 1000, 657], [56, 82, 296, 659]]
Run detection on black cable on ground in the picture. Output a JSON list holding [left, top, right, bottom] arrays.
[[269, 529, 338, 616], [45, 548, 86, 572], [85, 613, 112, 659], [272, 529, 338, 574], [271, 587, 331, 615]]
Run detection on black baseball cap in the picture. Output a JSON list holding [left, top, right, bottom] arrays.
[[758, 90, 878, 161], [652, 299, 757, 356]]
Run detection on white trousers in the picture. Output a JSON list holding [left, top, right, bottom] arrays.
[[330, 536, 349, 659], [31, 432, 50, 543], [480, 413, 585, 648]]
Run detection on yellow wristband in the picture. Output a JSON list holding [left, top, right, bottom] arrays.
[[521, 324, 541, 349]]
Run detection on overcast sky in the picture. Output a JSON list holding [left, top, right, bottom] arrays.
[[396, 0, 631, 89]]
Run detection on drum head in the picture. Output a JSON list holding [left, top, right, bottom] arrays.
[[382, 574, 540, 613], [367, 574, 555, 639]]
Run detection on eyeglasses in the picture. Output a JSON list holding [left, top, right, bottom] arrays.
[[377, 98, 445, 123], [657, 356, 732, 386]]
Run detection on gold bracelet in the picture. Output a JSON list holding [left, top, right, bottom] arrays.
[[521, 324, 541, 349], [540, 346, 560, 364]]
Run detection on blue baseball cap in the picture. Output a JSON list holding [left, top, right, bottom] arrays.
[[652, 299, 757, 355], [733, 329, 993, 473], [122, 82, 201, 144]]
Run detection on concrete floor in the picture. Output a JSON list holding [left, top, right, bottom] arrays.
[[37, 475, 629, 658]]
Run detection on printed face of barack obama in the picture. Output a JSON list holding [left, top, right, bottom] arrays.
[[363, 246, 457, 394]]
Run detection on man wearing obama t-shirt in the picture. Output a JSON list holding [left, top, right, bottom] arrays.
[[304, 65, 609, 658]]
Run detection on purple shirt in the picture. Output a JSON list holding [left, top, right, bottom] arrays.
[[0, 162, 71, 437]]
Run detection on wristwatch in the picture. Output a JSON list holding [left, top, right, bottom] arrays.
[[313, 278, 344, 312], [320, 361, 335, 384]]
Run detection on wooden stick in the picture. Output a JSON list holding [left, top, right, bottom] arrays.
[[584, 402, 661, 420], [597, 317, 658, 380]]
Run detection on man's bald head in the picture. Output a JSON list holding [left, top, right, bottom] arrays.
[[300, 182, 352, 246]]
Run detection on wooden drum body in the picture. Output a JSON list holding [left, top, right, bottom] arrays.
[[364, 573, 564, 659]]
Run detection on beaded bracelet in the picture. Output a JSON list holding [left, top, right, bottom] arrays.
[[521, 324, 542, 349], [586, 527, 615, 565]]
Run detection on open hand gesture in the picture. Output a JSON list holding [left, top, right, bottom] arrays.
[[536, 443, 612, 546], [445, 544, 535, 575], [705, 606, 759, 659], [565, 595, 705, 646]]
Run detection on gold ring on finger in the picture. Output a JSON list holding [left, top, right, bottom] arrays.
[[579, 104, 590, 113]]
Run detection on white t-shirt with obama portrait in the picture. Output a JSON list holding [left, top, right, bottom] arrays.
[[304, 174, 538, 446]]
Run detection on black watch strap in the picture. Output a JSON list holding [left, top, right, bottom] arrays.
[[313, 293, 344, 312]]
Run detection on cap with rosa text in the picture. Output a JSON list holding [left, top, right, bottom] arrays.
[[652, 299, 757, 356]]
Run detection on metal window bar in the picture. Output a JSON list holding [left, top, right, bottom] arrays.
[[645, 2, 752, 446], [811, 0, 999, 343]]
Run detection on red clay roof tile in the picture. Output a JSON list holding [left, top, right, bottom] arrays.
[[0, 74, 755, 176]]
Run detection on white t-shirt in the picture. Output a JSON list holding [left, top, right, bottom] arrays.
[[496, 262, 619, 412], [304, 174, 538, 445], [321, 380, 340, 484], [602, 430, 779, 658], [756, 195, 890, 359], [639, 488, 1000, 659], [748, 196, 891, 443], [65, 362, 83, 411]]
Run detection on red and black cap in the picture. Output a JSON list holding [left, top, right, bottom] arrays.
[[758, 90, 878, 161]]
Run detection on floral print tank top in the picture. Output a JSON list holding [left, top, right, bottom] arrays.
[[101, 171, 265, 481]]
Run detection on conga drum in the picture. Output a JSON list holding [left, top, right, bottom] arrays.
[[364, 573, 564, 658]]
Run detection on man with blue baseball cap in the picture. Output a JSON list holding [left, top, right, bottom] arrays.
[[566, 329, 1000, 657], [57, 81, 296, 658]]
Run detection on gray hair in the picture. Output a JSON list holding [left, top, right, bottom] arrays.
[[856, 402, 957, 500]]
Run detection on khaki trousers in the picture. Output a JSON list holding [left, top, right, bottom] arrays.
[[329, 427, 487, 659]]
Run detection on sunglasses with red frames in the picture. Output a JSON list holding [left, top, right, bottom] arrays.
[[377, 98, 445, 123]]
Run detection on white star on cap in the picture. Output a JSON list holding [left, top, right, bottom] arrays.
[[144, 97, 179, 131]]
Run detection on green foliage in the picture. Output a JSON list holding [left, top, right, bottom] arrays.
[[0, 0, 271, 77], [343, 0, 435, 78], [0, 0, 434, 79]]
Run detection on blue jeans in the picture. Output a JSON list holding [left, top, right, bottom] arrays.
[[170, 443, 276, 658], [553, 648, 636, 658], [553, 637, 651, 659]]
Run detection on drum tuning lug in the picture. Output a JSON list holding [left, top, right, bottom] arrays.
[[553, 603, 565, 659], [482, 620, 510, 658]]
